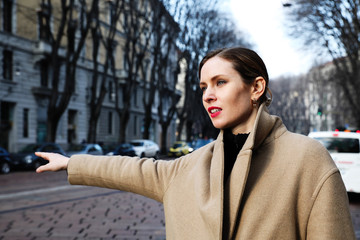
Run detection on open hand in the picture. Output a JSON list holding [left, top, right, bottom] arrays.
[[35, 152, 69, 173]]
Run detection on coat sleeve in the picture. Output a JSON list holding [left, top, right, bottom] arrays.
[[306, 171, 356, 239], [67, 154, 188, 202]]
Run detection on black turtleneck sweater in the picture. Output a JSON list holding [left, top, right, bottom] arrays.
[[223, 129, 249, 184]]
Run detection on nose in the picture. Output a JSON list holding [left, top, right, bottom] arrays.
[[203, 87, 216, 103]]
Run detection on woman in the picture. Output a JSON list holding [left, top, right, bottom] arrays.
[[36, 47, 355, 239]]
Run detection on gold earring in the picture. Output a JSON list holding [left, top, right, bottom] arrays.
[[252, 98, 258, 108]]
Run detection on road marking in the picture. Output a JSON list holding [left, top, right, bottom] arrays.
[[0, 187, 122, 215], [0, 185, 84, 200]]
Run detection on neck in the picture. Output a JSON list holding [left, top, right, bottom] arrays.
[[230, 109, 258, 134]]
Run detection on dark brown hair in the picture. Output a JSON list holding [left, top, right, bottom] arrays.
[[199, 47, 270, 104]]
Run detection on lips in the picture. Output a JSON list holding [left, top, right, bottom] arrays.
[[208, 106, 222, 118]]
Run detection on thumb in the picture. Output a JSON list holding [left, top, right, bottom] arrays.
[[36, 165, 46, 173]]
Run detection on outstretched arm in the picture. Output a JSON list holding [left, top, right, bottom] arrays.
[[35, 152, 69, 173]]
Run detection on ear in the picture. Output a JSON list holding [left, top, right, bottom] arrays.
[[251, 77, 266, 100]]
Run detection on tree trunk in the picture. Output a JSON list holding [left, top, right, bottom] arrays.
[[142, 106, 152, 139], [118, 106, 130, 143], [176, 116, 185, 141], [186, 120, 193, 142], [87, 117, 98, 143], [160, 123, 168, 154], [46, 114, 60, 142]]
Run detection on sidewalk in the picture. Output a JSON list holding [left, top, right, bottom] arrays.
[[0, 184, 166, 239]]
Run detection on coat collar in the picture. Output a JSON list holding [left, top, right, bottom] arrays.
[[212, 103, 282, 238], [242, 103, 277, 151], [215, 102, 278, 153]]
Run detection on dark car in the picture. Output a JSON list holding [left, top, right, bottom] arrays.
[[0, 147, 13, 174], [192, 138, 214, 150], [101, 143, 117, 155], [11, 143, 67, 170], [106, 143, 137, 157]]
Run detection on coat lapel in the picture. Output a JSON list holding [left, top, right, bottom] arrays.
[[198, 104, 278, 238], [224, 104, 277, 238], [197, 134, 225, 239], [224, 146, 252, 238]]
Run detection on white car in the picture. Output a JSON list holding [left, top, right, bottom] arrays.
[[67, 143, 104, 156], [130, 139, 160, 159], [308, 131, 360, 193]]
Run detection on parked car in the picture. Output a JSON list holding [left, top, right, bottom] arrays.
[[67, 143, 103, 156], [0, 147, 13, 174], [168, 141, 194, 157], [10, 143, 67, 170], [101, 143, 118, 155], [308, 131, 360, 193], [106, 143, 137, 157], [130, 139, 160, 158]]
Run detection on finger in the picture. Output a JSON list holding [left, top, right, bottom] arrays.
[[35, 152, 55, 161], [36, 162, 58, 173], [36, 165, 47, 173], [35, 152, 48, 159]]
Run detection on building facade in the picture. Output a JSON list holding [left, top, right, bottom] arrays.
[[0, 0, 179, 152]]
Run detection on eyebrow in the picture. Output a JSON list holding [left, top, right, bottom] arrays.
[[200, 74, 227, 84]]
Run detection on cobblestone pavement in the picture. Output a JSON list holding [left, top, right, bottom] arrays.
[[0, 171, 166, 240], [2, 171, 360, 239], [349, 193, 360, 240]]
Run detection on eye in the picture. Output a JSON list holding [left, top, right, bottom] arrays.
[[199, 83, 207, 92], [217, 80, 226, 86]]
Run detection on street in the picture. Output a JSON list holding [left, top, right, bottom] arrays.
[[0, 171, 166, 239], [1, 170, 360, 239]]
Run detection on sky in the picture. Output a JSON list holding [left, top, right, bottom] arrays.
[[225, 0, 316, 79]]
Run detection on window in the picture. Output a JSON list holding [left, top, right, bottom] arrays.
[[3, 0, 13, 33], [23, 108, 29, 138], [108, 111, 113, 134], [37, 2, 51, 41], [2, 50, 13, 80], [134, 116, 137, 135], [40, 59, 49, 87], [133, 89, 138, 106], [108, 81, 114, 101], [108, 1, 115, 25], [315, 137, 360, 153]]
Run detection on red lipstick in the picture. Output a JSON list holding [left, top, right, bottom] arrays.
[[208, 106, 222, 118]]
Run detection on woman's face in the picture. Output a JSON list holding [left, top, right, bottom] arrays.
[[199, 56, 258, 134]]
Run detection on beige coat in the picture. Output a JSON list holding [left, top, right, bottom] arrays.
[[68, 104, 355, 239]]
